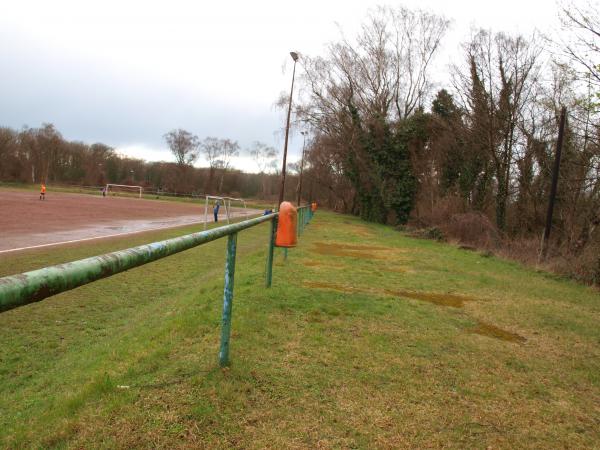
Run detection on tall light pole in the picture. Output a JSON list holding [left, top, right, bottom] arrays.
[[296, 130, 308, 206], [278, 51, 299, 207]]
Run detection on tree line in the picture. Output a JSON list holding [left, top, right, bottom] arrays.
[[294, 3, 600, 283], [0, 124, 289, 199]]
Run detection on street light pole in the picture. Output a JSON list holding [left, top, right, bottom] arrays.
[[296, 130, 307, 206], [278, 51, 299, 207]]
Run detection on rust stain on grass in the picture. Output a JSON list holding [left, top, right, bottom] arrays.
[[469, 321, 526, 343]]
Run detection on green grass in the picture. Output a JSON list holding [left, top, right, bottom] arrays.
[[0, 212, 599, 448]]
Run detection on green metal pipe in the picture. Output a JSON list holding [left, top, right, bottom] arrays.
[[265, 216, 276, 288], [219, 233, 237, 367], [0, 213, 277, 312]]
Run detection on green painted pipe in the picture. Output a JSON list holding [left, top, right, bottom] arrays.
[[219, 233, 237, 367], [265, 216, 277, 288], [0, 213, 277, 312]]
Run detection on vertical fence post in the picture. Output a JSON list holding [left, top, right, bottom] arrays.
[[219, 232, 238, 367], [265, 216, 276, 288]]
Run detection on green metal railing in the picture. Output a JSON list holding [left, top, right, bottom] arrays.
[[0, 206, 315, 367]]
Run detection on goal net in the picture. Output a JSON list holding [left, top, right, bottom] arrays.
[[203, 195, 247, 229], [105, 184, 143, 198]]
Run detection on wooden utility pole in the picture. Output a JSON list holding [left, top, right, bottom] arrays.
[[541, 106, 567, 258], [278, 51, 299, 207]]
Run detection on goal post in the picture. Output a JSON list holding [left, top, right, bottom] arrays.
[[105, 184, 143, 198], [204, 195, 247, 229]]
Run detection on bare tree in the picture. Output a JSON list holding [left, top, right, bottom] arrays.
[[249, 141, 278, 198], [163, 129, 200, 166], [451, 29, 542, 229], [556, 1, 600, 89], [199, 137, 240, 193], [215, 139, 240, 193], [199, 137, 222, 193], [297, 5, 449, 221]]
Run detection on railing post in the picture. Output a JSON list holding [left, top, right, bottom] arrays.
[[219, 232, 238, 367], [265, 216, 276, 287]]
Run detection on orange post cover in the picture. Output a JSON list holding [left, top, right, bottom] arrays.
[[275, 201, 298, 248], [311, 202, 317, 212]]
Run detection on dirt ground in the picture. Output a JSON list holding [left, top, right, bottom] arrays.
[[0, 189, 258, 253]]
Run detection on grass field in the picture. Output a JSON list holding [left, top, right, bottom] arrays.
[[0, 211, 599, 448]]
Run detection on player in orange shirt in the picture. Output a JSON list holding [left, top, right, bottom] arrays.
[[39, 184, 46, 200]]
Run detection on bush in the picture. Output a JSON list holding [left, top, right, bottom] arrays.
[[440, 212, 499, 249]]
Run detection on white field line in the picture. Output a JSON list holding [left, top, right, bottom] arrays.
[[0, 213, 260, 255]]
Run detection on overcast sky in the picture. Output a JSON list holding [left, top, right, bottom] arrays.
[[0, 0, 562, 171]]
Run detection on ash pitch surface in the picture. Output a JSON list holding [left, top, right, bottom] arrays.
[[0, 189, 259, 253]]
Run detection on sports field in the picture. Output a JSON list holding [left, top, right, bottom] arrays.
[[0, 189, 259, 253], [0, 209, 599, 448]]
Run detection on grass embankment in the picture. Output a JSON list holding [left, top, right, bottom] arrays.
[[0, 212, 599, 448]]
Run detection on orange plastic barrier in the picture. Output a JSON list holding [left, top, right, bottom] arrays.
[[311, 202, 317, 212], [275, 201, 298, 247]]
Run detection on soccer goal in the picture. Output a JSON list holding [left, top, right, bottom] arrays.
[[105, 184, 143, 198], [203, 195, 247, 229]]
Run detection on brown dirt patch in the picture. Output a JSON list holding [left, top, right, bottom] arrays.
[[0, 189, 257, 252]]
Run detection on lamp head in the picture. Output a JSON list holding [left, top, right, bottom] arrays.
[[290, 51, 299, 62]]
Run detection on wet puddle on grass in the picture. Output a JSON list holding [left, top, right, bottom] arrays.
[[304, 281, 475, 307], [312, 242, 398, 260], [383, 289, 474, 308], [384, 267, 408, 273], [301, 260, 346, 268], [304, 281, 526, 343], [304, 281, 357, 293], [469, 321, 526, 343], [345, 224, 376, 237]]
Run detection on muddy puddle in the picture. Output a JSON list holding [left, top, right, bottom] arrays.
[[304, 281, 525, 344], [304, 281, 475, 307], [384, 289, 476, 308], [304, 281, 357, 293], [301, 260, 346, 268], [315, 242, 389, 251], [384, 267, 409, 273], [469, 321, 526, 343], [346, 225, 375, 237], [312, 242, 395, 260]]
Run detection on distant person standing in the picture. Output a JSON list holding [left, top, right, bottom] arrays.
[[39, 183, 46, 200], [102, 186, 106, 197], [213, 200, 221, 222]]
